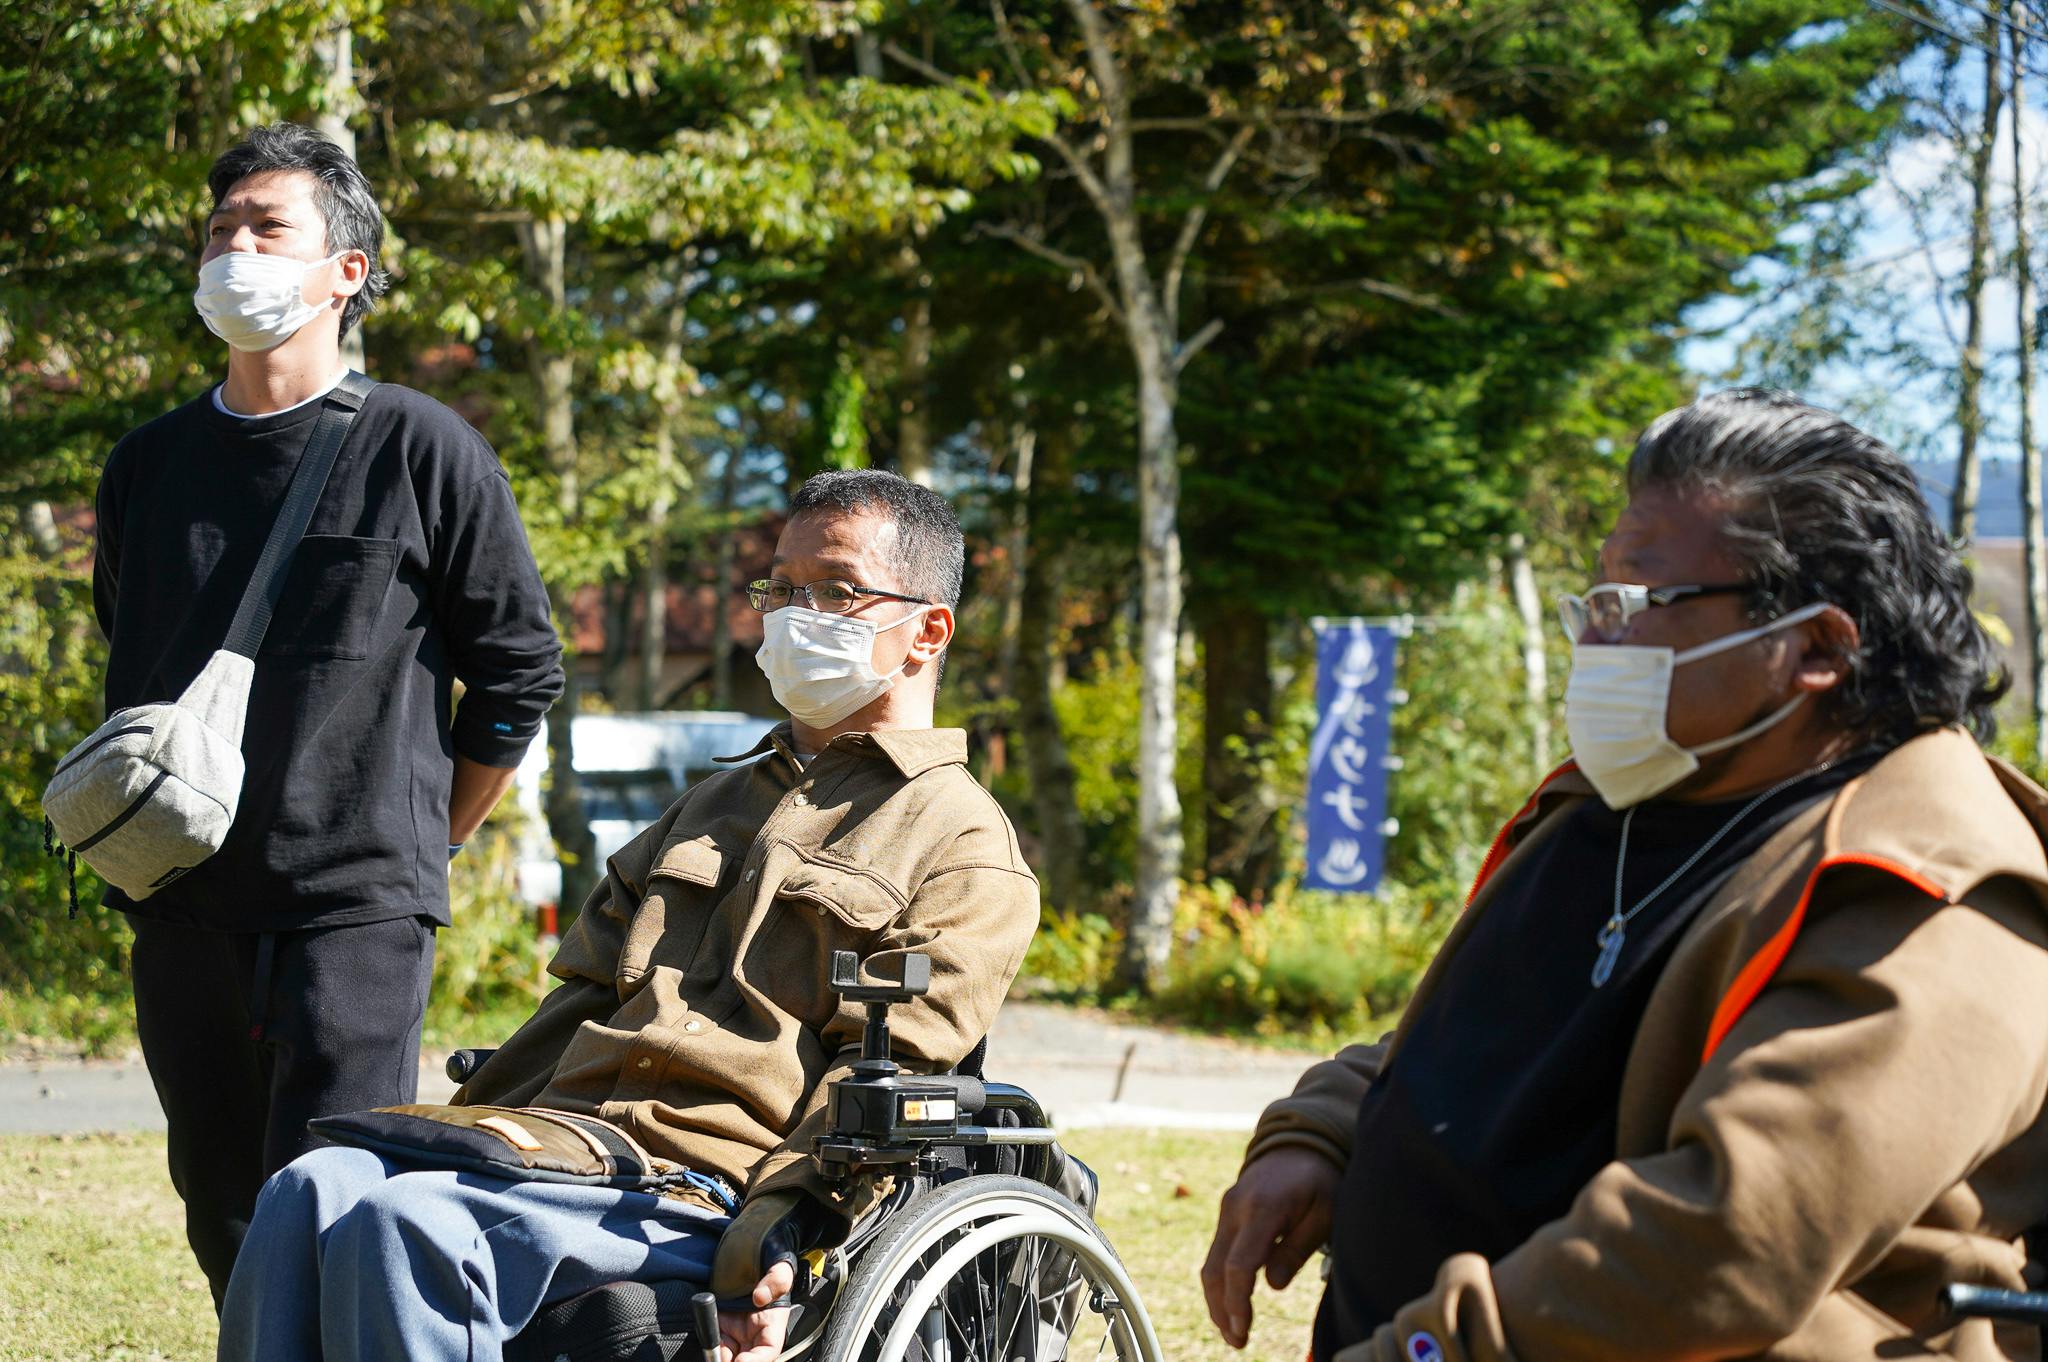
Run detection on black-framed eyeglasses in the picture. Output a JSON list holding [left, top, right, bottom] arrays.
[[1555, 581, 1754, 644], [746, 578, 932, 614]]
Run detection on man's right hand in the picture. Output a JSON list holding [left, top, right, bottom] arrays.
[[1200, 1146, 1343, 1349]]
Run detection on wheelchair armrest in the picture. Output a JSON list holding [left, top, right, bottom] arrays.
[[445, 1048, 498, 1085], [921, 1074, 986, 1116]]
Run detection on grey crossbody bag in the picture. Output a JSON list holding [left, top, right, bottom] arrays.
[[41, 372, 378, 910]]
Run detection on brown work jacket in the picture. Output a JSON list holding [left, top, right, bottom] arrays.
[[456, 723, 1040, 1220], [1249, 727, 2048, 1361]]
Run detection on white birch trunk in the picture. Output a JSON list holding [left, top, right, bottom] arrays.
[[2014, 12, 2048, 763], [1126, 333, 1186, 990], [1956, 5, 2006, 545], [1506, 533, 1550, 775], [517, 214, 598, 909], [313, 22, 366, 371]]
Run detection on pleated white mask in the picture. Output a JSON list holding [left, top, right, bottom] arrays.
[[193, 250, 343, 352], [1564, 601, 1831, 808], [755, 605, 924, 728]]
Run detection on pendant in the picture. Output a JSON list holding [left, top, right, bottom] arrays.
[[1591, 917, 1625, 988]]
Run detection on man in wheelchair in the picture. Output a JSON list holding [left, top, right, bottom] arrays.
[[217, 469, 1041, 1362], [1204, 392, 2048, 1361]]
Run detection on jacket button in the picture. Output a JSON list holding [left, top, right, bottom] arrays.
[[744, 868, 756, 882], [635, 1056, 653, 1070], [684, 1020, 702, 1034], [791, 791, 807, 807]]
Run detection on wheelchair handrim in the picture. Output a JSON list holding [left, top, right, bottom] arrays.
[[859, 1210, 1162, 1362]]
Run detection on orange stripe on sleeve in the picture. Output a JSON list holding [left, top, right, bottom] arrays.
[[1698, 853, 1947, 1066]]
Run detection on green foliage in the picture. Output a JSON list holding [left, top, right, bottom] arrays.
[[1016, 906, 1119, 998], [1153, 878, 1457, 1043], [1021, 876, 1458, 1044], [0, 513, 125, 1053], [424, 832, 559, 1047], [1383, 596, 1552, 896], [1025, 592, 1552, 1031], [1989, 723, 2048, 790], [819, 350, 870, 470], [1052, 647, 1205, 889]]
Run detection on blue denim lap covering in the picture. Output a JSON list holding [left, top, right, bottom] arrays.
[[218, 1144, 729, 1362]]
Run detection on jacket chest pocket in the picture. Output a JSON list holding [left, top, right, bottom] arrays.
[[773, 859, 904, 936], [625, 837, 732, 977], [260, 535, 399, 660]]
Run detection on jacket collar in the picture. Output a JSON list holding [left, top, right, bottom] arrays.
[[715, 722, 969, 779]]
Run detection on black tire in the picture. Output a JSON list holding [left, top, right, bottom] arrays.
[[816, 1174, 1162, 1362]]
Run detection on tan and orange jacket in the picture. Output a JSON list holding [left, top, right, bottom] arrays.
[[1249, 728, 2048, 1361], [456, 725, 1040, 1222]]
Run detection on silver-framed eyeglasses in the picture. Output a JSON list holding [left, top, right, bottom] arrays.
[[746, 578, 932, 614], [1556, 581, 1753, 644]]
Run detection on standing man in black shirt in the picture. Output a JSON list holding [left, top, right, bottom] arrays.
[[90, 123, 564, 1306]]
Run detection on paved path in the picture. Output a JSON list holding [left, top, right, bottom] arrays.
[[0, 1002, 1322, 1136]]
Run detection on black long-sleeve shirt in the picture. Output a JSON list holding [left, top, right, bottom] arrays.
[[92, 380, 563, 931], [1314, 750, 1882, 1357]]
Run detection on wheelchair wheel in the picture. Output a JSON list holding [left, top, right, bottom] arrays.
[[816, 1174, 1164, 1362]]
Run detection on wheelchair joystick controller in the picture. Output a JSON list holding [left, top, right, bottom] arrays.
[[815, 951, 976, 1179]]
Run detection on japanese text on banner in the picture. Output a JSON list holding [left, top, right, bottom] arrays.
[[1305, 622, 1397, 894]]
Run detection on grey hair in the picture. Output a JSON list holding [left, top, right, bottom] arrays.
[[787, 468, 965, 684], [207, 123, 390, 337], [787, 469, 965, 608], [1626, 388, 2006, 745]]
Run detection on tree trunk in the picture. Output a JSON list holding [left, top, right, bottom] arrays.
[[638, 293, 688, 711], [2015, 12, 2048, 764], [710, 445, 742, 710], [518, 214, 598, 911], [26, 499, 77, 675], [1016, 431, 1087, 913], [1955, 6, 2006, 546], [637, 522, 668, 709], [1121, 329, 1186, 991], [600, 577, 631, 700], [1505, 532, 1551, 776], [854, 29, 883, 80], [997, 419, 1036, 696], [897, 246, 934, 485], [313, 21, 366, 373], [1200, 600, 1276, 895]]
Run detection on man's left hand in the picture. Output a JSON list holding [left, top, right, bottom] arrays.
[[716, 1259, 795, 1362]]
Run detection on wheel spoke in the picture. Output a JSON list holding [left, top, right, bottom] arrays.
[[823, 1177, 1161, 1362]]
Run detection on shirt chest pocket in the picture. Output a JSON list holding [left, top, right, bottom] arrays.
[[260, 535, 399, 660], [773, 859, 904, 936], [625, 837, 732, 977]]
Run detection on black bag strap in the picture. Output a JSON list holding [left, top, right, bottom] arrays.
[[222, 370, 377, 658]]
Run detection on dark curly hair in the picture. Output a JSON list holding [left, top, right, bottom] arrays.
[[1627, 388, 2007, 746]]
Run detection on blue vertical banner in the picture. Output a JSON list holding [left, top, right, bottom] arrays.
[[1304, 620, 1398, 894]]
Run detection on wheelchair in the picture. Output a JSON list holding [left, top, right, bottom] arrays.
[[448, 950, 1167, 1362]]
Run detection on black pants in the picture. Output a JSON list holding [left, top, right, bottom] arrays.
[[126, 912, 437, 1308]]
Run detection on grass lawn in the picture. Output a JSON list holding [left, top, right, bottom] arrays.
[[0, 1128, 1317, 1362]]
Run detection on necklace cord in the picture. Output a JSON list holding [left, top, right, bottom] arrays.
[[1598, 766, 1817, 985]]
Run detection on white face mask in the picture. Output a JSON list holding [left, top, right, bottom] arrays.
[[755, 605, 926, 729], [1563, 601, 1832, 809], [193, 250, 345, 352]]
